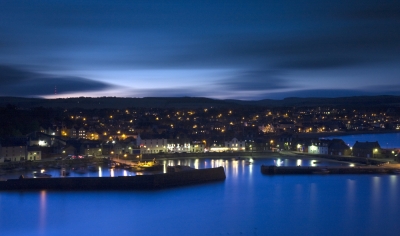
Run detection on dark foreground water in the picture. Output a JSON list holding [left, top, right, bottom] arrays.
[[1, 157, 400, 236]]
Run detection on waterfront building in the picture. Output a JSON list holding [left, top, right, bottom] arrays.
[[191, 141, 205, 153], [225, 138, 245, 151], [167, 138, 191, 153], [26, 146, 42, 161], [0, 138, 27, 162], [308, 140, 329, 154], [327, 139, 351, 156], [352, 141, 382, 158], [136, 134, 168, 154]]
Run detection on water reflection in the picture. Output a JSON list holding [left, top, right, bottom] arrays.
[[389, 175, 398, 212], [39, 190, 47, 233], [311, 160, 317, 167]]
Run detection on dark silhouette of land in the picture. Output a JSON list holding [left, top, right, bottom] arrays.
[[1, 95, 400, 109]]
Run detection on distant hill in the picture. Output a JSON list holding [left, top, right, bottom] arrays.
[[0, 95, 400, 109]]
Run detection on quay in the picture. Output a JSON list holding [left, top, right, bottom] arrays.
[[0, 167, 226, 191], [261, 165, 400, 175]]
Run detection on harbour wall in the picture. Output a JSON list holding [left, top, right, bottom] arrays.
[[0, 167, 226, 191], [261, 165, 399, 175]]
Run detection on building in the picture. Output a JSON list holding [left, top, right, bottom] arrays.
[[26, 146, 42, 161], [136, 134, 168, 154], [0, 138, 27, 162], [80, 142, 103, 157], [308, 140, 329, 154], [327, 139, 351, 156], [225, 138, 245, 151], [352, 141, 381, 158], [191, 141, 205, 153], [167, 138, 191, 153]]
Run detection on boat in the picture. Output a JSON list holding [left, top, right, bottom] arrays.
[[313, 161, 321, 164], [34, 172, 52, 178], [245, 161, 252, 165], [312, 168, 330, 174], [132, 162, 164, 172]]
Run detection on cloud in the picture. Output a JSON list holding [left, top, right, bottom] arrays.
[[258, 88, 400, 100], [216, 70, 289, 91], [0, 1, 400, 100], [0, 65, 114, 97], [274, 57, 363, 70]]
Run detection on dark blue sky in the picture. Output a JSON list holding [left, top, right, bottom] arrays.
[[0, 0, 399, 100]]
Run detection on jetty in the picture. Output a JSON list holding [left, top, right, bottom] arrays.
[[0, 167, 226, 191], [261, 165, 400, 175]]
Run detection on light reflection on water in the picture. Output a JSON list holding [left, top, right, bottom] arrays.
[[39, 190, 46, 234], [1, 157, 400, 236]]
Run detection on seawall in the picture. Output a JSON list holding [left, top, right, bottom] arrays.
[[261, 165, 399, 175], [0, 167, 226, 191]]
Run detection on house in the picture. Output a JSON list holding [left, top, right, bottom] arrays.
[[167, 138, 192, 153], [308, 140, 329, 154], [80, 141, 102, 157], [278, 134, 293, 151], [26, 146, 42, 161], [327, 139, 351, 156], [191, 141, 205, 153], [352, 141, 381, 158], [136, 134, 168, 154], [0, 138, 27, 162], [225, 138, 245, 152], [27, 132, 66, 147], [60, 145, 77, 156]]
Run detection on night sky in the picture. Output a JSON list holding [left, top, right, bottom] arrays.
[[1, 0, 399, 100]]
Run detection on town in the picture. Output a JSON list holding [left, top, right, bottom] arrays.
[[1, 99, 400, 163]]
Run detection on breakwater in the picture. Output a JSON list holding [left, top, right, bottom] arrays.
[[0, 167, 226, 191], [261, 165, 400, 175]]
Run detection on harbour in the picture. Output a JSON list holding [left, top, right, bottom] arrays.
[[1, 156, 400, 236]]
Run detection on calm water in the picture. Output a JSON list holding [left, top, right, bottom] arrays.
[[1, 157, 400, 236], [323, 132, 400, 148]]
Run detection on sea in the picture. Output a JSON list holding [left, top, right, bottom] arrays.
[[1, 156, 400, 236]]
